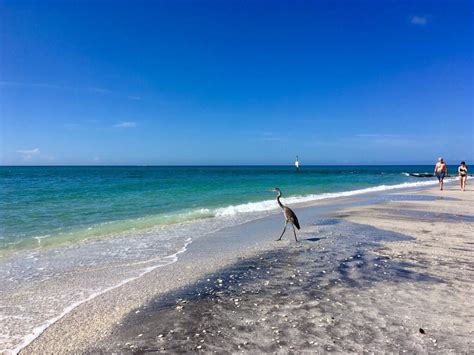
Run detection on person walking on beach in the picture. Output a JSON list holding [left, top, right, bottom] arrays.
[[434, 157, 448, 190], [458, 161, 468, 191]]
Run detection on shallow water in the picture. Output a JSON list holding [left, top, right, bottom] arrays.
[[0, 212, 265, 353], [379, 194, 459, 202], [0, 165, 447, 252]]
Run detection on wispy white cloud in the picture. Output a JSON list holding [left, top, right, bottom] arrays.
[[355, 133, 402, 138], [114, 121, 137, 128], [0, 81, 64, 90], [256, 131, 284, 142], [0, 81, 113, 94], [410, 15, 428, 26], [17, 148, 40, 155], [17, 148, 40, 160], [1, 81, 150, 104]]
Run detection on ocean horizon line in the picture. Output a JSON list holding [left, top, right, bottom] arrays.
[[0, 163, 459, 168]]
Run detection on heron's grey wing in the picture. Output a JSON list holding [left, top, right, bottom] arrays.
[[287, 208, 300, 229]]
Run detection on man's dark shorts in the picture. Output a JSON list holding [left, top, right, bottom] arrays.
[[436, 172, 445, 181]]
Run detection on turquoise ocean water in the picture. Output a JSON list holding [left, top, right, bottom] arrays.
[[0, 165, 447, 253], [0, 165, 455, 352]]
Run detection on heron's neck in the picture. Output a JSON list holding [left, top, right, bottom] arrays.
[[276, 194, 285, 208]]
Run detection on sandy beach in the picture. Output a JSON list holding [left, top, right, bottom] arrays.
[[19, 184, 473, 354], [4, 1, 473, 353]]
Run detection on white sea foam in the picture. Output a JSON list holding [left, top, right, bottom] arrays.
[[31, 235, 51, 246], [214, 179, 440, 217], [7, 238, 192, 355]]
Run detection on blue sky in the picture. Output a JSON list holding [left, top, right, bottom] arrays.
[[1, 0, 472, 165]]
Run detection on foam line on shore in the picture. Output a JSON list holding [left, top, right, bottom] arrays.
[[10, 238, 193, 355], [4, 180, 447, 256], [214, 179, 443, 217]]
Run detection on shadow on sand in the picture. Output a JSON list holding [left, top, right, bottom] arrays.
[[93, 219, 444, 353]]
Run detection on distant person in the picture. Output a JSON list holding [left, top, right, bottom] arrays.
[[434, 157, 448, 190], [458, 161, 468, 191]]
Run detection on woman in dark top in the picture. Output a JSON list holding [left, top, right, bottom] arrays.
[[458, 161, 468, 191]]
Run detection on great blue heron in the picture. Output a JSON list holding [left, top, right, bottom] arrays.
[[271, 187, 300, 241]]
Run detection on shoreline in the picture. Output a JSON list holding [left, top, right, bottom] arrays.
[[9, 238, 193, 355], [1, 177, 447, 258], [11, 183, 474, 353], [1, 179, 447, 353], [91, 186, 473, 353]]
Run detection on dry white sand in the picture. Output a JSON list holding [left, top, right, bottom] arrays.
[[20, 185, 474, 353]]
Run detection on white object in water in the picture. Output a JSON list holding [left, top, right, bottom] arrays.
[[295, 156, 300, 169]]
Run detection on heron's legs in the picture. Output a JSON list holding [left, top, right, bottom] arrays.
[[277, 222, 287, 241], [292, 224, 298, 242]]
